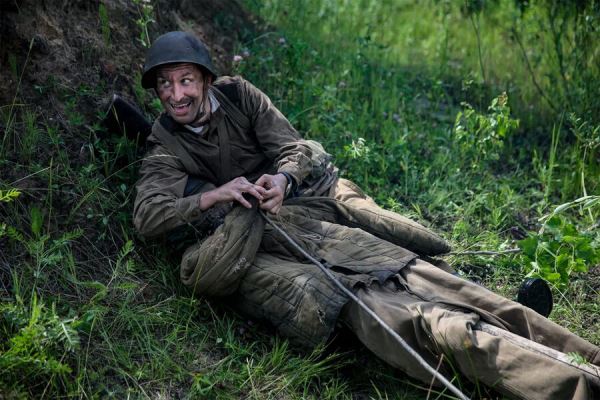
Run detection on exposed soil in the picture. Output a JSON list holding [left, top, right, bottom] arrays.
[[0, 0, 256, 123]]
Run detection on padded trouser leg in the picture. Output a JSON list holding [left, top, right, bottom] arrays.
[[339, 260, 600, 399]]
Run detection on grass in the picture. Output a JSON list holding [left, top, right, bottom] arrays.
[[1, 0, 599, 398]]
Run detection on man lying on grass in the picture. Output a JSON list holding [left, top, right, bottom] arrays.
[[132, 31, 600, 399]]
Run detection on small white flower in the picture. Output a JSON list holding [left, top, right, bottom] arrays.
[[233, 54, 243, 62], [242, 49, 250, 58], [278, 37, 286, 45]]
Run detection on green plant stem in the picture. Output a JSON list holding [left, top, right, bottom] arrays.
[[510, 26, 558, 113], [46, 158, 54, 235], [469, 10, 486, 84], [449, 248, 521, 256], [546, 4, 572, 110], [3, 37, 35, 155], [544, 122, 561, 203]]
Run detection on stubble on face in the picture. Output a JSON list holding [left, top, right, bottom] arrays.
[[155, 63, 209, 125]]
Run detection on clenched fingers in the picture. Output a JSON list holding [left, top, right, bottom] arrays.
[[220, 177, 266, 208], [259, 190, 284, 214]]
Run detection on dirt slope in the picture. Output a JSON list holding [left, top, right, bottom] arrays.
[[0, 0, 256, 119]]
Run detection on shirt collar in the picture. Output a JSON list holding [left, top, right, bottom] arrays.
[[184, 90, 220, 135]]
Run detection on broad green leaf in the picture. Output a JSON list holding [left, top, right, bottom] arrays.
[[544, 272, 561, 283], [30, 207, 43, 237], [547, 240, 561, 254], [537, 252, 556, 270], [575, 243, 598, 263], [545, 215, 562, 231], [517, 236, 538, 258], [561, 223, 578, 236], [555, 253, 570, 275], [562, 235, 585, 245], [538, 241, 557, 257], [572, 259, 588, 273]]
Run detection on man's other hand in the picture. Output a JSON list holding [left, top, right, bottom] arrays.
[[255, 173, 288, 214], [200, 177, 266, 210]]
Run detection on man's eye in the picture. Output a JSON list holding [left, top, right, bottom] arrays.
[[158, 79, 170, 88], [182, 78, 192, 84]]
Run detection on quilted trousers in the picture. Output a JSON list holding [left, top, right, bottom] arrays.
[[339, 259, 600, 400]]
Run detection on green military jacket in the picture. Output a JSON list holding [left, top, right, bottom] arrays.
[[134, 76, 336, 237]]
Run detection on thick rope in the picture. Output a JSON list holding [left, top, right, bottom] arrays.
[[260, 211, 470, 400]]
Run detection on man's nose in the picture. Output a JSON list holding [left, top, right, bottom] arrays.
[[172, 83, 185, 102]]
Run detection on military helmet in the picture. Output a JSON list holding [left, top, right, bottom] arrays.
[[141, 31, 218, 89]]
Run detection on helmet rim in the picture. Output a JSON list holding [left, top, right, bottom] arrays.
[[141, 31, 218, 89]]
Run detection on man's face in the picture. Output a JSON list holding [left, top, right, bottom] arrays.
[[156, 63, 205, 125]]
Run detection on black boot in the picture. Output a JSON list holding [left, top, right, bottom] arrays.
[[102, 94, 152, 147], [517, 278, 553, 317]]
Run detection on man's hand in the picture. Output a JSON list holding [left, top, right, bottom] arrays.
[[255, 173, 288, 214], [200, 177, 266, 210]]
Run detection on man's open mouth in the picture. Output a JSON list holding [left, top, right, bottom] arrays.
[[170, 101, 192, 115]]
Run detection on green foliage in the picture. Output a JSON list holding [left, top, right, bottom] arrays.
[[566, 352, 589, 367], [248, 0, 600, 131], [0, 89, 357, 398], [1, 39, 35, 159], [21, 109, 41, 162], [132, 0, 155, 48], [0, 188, 21, 240], [454, 92, 520, 169], [570, 114, 600, 198], [0, 294, 80, 396], [541, 195, 600, 224], [532, 122, 561, 204], [8, 53, 17, 78], [0, 188, 20, 203], [115, 239, 136, 275], [518, 199, 600, 288], [64, 98, 85, 127], [29, 206, 42, 237], [99, 3, 111, 46], [130, 68, 162, 116]]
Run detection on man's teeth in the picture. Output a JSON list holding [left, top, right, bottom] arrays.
[[172, 102, 191, 109]]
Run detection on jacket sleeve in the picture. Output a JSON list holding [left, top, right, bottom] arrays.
[[133, 145, 204, 237], [238, 77, 314, 185]]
